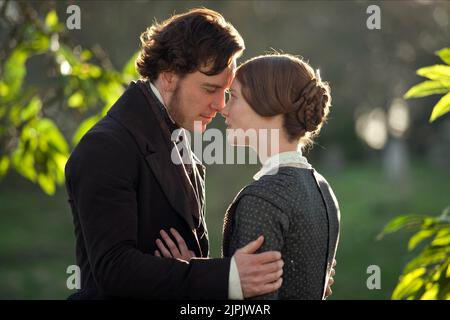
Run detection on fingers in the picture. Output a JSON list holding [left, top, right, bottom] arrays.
[[328, 277, 334, 286], [330, 268, 336, 277], [324, 276, 334, 298], [170, 228, 189, 254], [236, 235, 264, 254], [260, 259, 284, 274], [155, 238, 172, 258], [332, 259, 337, 267], [324, 286, 332, 298], [159, 229, 181, 258], [262, 268, 283, 284], [253, 250, 282, 264], [154, 250, 161, 257], [259, 277, 283, 296]]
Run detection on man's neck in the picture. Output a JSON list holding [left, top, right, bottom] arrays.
[[149, 79, 176, 125]]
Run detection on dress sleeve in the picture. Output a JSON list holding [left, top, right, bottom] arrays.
[[229, 193, 289, 300]]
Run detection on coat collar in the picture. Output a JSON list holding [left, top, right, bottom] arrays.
[[107, 81, 203, 234]]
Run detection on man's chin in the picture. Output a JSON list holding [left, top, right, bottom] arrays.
[[189, 120, 208, 133]]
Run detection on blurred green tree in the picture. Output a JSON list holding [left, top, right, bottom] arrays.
[[0, 2, 138, 194], [378, 47, 450, 300]]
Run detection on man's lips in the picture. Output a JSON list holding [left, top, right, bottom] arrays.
[[200, 115, 214, 121]]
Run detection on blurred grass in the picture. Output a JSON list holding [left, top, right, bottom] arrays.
[[0, 160, 448, 299]]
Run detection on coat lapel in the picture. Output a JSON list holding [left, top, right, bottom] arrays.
[[107, 81, 202, 231]]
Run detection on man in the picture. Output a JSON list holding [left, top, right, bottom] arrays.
[[65, 8, 284, 300]]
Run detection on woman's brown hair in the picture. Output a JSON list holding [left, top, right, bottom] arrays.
[[235, 53, 332, 147], [136, 8, 245, 81]]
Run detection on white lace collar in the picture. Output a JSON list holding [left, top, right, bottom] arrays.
[[253, 150, 311, 181]]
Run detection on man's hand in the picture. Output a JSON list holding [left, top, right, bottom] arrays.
[[233, 235, 284, 298], [155, 228, 196, 262], [324, 259, 337, 299]]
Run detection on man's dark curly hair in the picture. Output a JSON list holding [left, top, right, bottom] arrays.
[[136, 8, 245, 81]]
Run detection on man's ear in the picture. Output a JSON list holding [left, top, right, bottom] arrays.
[[160, 71, 179, 93]]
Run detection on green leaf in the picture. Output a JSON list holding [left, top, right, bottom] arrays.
[[0, 81, 9, 97], [3, 48, 28, 98], [45, 10, 59, 30], [97, 81, 123, 106], [431, 229, 450, 247], [67, 91, 84, 108], [392, 267, 426, 300], [122, 51, 140, 83], [72, 63, 102, 79], [11, 146, 37, 182], [377, 215, 429, 239], [57, 45, 78, 66], [0, 156, 10, 177], [436, 48, 450, 65], [408, 229, 435, 251], [20, 96, 42, 122], [72, 115, 102, 146], [51, 153, 67, 184], [419, 282, 439, 300], [80, 49, 93, 62], [36, 118, 69, 154], [417, 65, 450, 81], [404, 80, 450, 99], [404, 246, 449, 274], [430, 92, 450, 122], [37, 173, 55, 195]]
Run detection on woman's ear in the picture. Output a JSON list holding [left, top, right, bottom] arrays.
[[160, 71, 179, 93]]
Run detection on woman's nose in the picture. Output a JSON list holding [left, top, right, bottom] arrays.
[[221, 103, 229, 117]]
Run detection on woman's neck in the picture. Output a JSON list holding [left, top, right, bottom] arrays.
[[255, 135, 300, 165]]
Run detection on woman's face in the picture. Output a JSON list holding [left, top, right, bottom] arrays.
[[221, 79, 283, 147]]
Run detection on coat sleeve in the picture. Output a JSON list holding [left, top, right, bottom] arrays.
[[65, 131, 230, 299], [228, 193, 290, 300]]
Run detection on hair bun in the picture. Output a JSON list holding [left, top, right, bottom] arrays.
[[294, 78, 329, 133]]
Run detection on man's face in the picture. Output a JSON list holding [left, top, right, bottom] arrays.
[[167, 61, 236, 132]]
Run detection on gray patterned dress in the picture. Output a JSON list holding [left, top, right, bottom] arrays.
[[222, 166, 340, 300]]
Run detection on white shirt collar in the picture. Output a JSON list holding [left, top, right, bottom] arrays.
[[149, 81, 176, 124], [253, 150, 311, 181]]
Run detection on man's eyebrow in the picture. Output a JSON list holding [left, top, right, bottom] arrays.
[[201, 83, 224, 89]]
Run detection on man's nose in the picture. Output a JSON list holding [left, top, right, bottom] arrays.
[[211, 93, 226, 112]]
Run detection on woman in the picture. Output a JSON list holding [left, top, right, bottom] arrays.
[[156, 53, 340, 300]]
